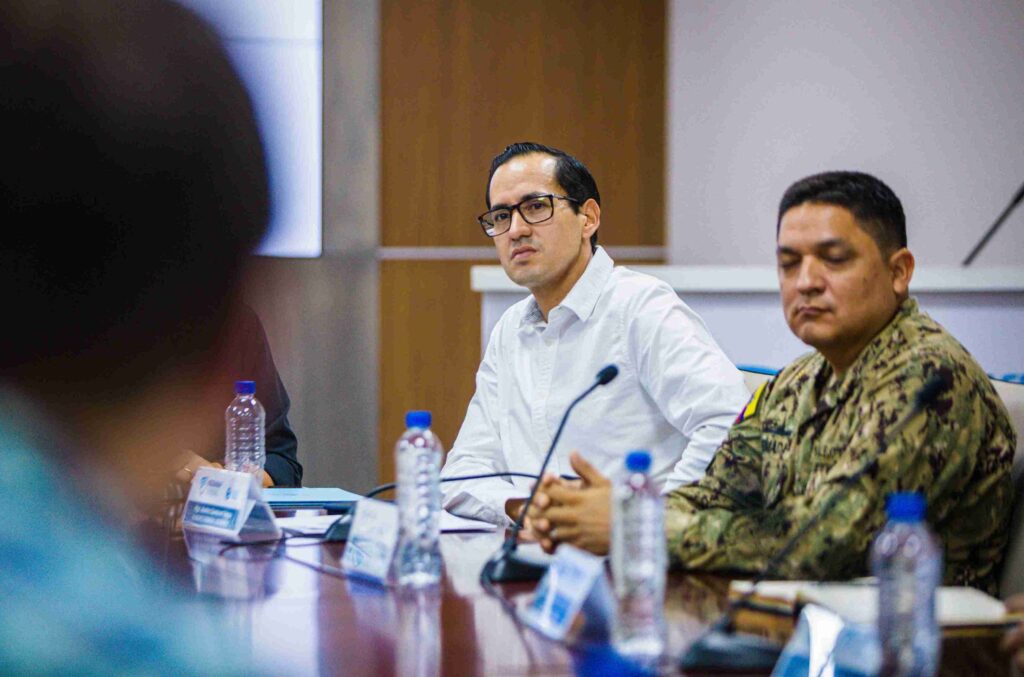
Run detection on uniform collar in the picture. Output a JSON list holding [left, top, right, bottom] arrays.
[[520, 246, 614, 328], [784, 298, 919, 428], [818, 297, 919, 410]]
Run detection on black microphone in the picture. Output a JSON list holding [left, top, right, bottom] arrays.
[[962, 179, 1024, 266], [480, 364, 619, 584], [595, 364, 619, 385], [679, 371, 952, 673]]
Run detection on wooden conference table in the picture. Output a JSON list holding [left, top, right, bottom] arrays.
[[168, 523, 1009, 676]]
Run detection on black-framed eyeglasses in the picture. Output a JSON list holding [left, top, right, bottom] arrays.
[[477, 194, 579, 237]]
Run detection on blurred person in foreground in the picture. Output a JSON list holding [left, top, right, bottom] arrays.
[[527, 171, 1015, 594], [0, 0, 274, 671]]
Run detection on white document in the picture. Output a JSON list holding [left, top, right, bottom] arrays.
[[276, 513, 350, 536], [731, 579, 1013, 627], [276, 510, 496, 536], [439, 511, 498, 533]]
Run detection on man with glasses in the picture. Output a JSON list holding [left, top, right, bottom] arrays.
[[440, 142, 749, 529]]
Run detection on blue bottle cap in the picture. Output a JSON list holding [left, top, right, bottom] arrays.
[[625, 450, 652, 473], [235, 380, 256, 395], [886, 492, 926, 522], [405, 410, 431, 429]]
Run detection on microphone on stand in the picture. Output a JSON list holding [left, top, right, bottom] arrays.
[[962, 179, 1024, 266], [480, 364, 619, 584], [679, 371, 952, 673]]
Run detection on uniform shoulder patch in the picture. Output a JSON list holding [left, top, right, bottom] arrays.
[[735, 382, 767, 424]]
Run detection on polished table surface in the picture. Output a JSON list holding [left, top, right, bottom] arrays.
[[168, 526, 1010, 676]]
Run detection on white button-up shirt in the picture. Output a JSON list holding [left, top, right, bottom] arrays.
[[441, 247, 750, 525]]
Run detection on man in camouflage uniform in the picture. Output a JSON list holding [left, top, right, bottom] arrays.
[[528, 171, 1016, 594]]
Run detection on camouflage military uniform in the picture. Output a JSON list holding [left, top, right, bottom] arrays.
[[665, 298, 1016, 594]]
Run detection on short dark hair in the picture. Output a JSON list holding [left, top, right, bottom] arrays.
[[777, 171, 907, 254], [487, 142, 601, 252], [0, 0, 268, 395]]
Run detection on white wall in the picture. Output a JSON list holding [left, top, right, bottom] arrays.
[[178, 0, 323, 258], [668, 0, 1024, 266], [476, 285, 1024, 380]]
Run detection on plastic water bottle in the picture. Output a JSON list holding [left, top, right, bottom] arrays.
[[611, 450, 666, 662], [870, 492, 942, 677], [224, 380, 265, 480], [396, 410, 443, 587]]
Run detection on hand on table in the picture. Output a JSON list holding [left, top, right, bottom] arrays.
[[173, 451, 223, 483], [505, 497, 540, 542], [173, 451, 273, 487], [527, 451, 611, 556]]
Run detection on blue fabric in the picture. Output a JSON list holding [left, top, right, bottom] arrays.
[[0, 395, 250, 675], [736, 365, 782, 376]]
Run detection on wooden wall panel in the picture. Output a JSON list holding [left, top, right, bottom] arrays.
[[381, 0, 666, 248], [379, 260, 490, 482]]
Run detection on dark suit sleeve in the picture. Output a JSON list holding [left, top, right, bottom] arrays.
[[244, 311, 302, 487]]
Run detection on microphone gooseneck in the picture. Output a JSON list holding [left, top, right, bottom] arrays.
[[680, 371, 952, 672], [481, 364, 619, 583], [503, 364, 620, 551]]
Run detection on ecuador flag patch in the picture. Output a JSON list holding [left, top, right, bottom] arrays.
[[735, 382, 766, 424]]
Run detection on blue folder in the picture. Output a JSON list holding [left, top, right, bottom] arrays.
[[263, 487, 363, 510]]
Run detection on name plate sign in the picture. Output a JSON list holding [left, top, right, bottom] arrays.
[[183, 467, 280, 540], [341, 498, 399, 584], [519, 545, 606, 641]]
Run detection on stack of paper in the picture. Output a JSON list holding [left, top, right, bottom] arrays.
[[276, 510, 497, 536], [730, 579, 1016, 628], [263, 487, 363, 508]]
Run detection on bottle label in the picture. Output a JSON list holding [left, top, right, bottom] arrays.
[[341, 499, 400, 584], [183, 467, 280, 540], [519, 545, 608, 641]]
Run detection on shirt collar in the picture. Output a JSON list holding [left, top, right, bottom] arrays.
[[519, 246, 614, 328]]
